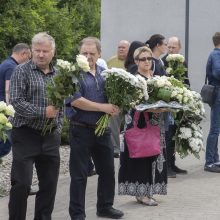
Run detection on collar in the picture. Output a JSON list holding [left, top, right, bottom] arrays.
[[29, 60, 55, 75], [9, 56, 19, 65]]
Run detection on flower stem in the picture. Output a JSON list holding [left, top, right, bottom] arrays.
[[95, 114, 110, 136]]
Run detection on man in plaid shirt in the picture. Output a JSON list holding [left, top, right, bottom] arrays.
[[8, 32, 63, 220]]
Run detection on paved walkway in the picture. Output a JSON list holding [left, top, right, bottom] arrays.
[[1, 108, 220, 220]]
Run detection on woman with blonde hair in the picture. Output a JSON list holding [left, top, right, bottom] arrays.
[[118, 46, 168, 206]]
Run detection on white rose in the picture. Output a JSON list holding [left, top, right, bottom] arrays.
[[176, 94, 183, 103], [0, 101, 7, 112], [5, 104, 15, 117], [76, 55, 90, 72], [0, 113, 8, 124], [70, 65, 76, 71], [183, 96, 189, 104], [5, 122, 12, 129], [179, 127, 192, 139], [166, 67, 172, 73]]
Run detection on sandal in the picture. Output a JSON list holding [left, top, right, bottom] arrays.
[[135, 196, 158, 206], [142, 197, 158, 206]]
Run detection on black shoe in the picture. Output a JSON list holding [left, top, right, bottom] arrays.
[[204, 164, 220, 173], [172, 165, 187, 174], [114, 152, 120, 158], [29, 185, 38, 196], [88, 169, 97, 177], [97, 207, 124, 219], [167, 168, 176, 178]]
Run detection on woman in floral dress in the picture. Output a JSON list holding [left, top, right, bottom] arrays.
[[118, 46, 167, 206]]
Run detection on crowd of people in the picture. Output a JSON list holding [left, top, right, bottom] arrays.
[[0, 31, 220, 220]]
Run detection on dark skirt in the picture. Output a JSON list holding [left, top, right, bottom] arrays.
[[118, 112, 167, 198]]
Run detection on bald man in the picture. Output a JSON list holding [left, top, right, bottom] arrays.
[[167, 36, 182, 54], [107, 40, 130, 69]]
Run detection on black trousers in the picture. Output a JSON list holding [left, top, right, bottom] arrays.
[[165, 124, 176, 168], [8, 126, 61, 220], [69, 125, 115, 220]]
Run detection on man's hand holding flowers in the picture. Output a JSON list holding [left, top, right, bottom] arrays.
[[95, 68, 149, 136]]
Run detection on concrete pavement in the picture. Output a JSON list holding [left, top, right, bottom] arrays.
[[1, 107, 220, 220]]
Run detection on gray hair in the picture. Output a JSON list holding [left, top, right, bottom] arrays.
[[12, 43, 30, 53], [32, 32, 55, 50], [79, 37, 101, 53]]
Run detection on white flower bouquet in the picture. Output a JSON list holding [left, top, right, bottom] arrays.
[[166, 54, 188, 83], [43, 55, 90, 134], [146, 75, 205, 158], [95, 68, 149, 136], [47, 55, 90, 108], [175, 121, 203, 159], [0, 101, 15, 142], [174, 89, 205, 158]]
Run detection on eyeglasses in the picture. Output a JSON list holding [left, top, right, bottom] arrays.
[[137, 57, 153, 62]]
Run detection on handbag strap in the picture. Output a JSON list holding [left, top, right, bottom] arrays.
[[205, 74, 208, 84], [133, 111, 149, 127]]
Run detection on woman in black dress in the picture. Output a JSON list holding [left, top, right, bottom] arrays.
[[118, 46, 167, 206]]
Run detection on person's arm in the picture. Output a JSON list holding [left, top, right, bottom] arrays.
[[5, 80, 10, 104], [211, 52, 220, 80], [71, 97, 119, 116], [4, 66, 14, 104], [206, 55, 212, 82]]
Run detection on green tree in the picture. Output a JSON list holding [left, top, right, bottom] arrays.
[[0, 0, 101, 61], [56, 0, 101, 59]]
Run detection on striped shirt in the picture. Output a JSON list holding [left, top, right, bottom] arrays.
[[9, 60, 63, 131]]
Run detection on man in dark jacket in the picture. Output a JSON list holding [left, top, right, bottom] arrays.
[[162, 36, 189, 178]]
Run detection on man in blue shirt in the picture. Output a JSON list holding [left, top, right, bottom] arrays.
[[205, 32, 220, 173], [66, 37, 124, 220], [0, 43, 31, 103], [0, 43, 31, 159]]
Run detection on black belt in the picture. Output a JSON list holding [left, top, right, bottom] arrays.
[[71, 121, 96, 129]]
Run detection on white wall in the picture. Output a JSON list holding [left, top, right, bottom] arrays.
[[101, 0, 220, 92]]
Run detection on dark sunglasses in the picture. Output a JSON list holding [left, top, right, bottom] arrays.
[[137, 57, 153, 62]]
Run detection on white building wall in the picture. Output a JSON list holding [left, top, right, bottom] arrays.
[[101, 0, 220, 92]]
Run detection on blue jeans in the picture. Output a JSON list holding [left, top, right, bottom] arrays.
[[205, 88, 220, 165]]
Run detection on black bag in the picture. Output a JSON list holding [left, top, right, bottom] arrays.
[[200, 74, 216, 106]]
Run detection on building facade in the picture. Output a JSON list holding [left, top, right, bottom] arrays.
[[101, 0, 220, 92]]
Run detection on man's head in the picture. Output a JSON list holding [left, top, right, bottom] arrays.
[[79, 37, 101, 71], [12, 43, 31, 64], [167, 37, 181, 54], [31, 32, 55, 70], [117, 40, 130, 60], [212, 32, 220, 47]]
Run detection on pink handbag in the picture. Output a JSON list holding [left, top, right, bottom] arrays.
[[125, 111, 161, 158]]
